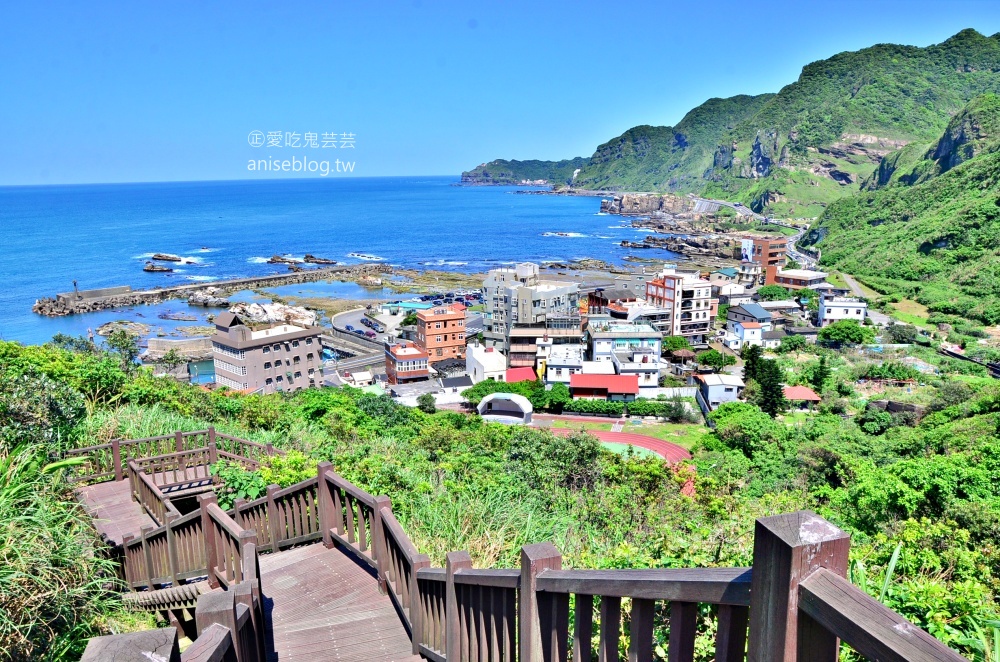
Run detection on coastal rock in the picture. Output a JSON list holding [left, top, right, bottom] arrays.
[[637, 235, 739, 259], [304, 254, 337, 265], [188, 288, 230, 307], [228, 302, 318, 327], [97, 320, 151, 336], [268, 255, 302, 265], [158, 311, 198, 321], [144, 262, 173, 272], [600, 193, 692, 216], [152, 253, 183, 262]]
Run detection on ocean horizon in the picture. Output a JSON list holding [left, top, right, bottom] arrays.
[[0, 176, 680, 345]]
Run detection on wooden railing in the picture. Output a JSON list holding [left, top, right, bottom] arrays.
[[63, 427, 279, 484], [104, 433, 968, 662]]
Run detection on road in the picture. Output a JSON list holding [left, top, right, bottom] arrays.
[[840, 273, 891, 325]]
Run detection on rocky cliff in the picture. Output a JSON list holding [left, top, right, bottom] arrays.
[[600, 193, 693, 215]]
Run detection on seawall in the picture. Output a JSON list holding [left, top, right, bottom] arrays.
[[33, 264, 392, 317]]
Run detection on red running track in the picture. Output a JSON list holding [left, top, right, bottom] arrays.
[[549, 427, 692, 464]]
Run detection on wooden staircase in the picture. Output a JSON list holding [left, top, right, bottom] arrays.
[[73, 429, 967, 662]]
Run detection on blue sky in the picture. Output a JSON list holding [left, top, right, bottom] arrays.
[[3, 1, 1000, 185]]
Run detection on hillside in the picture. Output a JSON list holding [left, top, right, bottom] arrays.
[[805, 94, 1000, 324], [460, 157, 588, 185], [467, 29, 1000, 217]]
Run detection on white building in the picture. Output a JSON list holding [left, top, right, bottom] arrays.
[[694, 374, 745, 410], [611, 347, 663, 395], [645, 265, 715, 344], [466, 342, 507, 384], [733, 320, 763, 348], [482, 262, 580, 352], [587, 322, 663, 363], [817, 297, 868, 327]]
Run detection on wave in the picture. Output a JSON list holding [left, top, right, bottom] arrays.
[[421, 259, 469, 267], [348, 252, 386, 261], [595, 212, 609, 216], [185, 275, 218, 282], [542, 232, 587, 238], [195, 247, 220, 253], [132, 252, 156, 259], [247, 257, 270, 264]]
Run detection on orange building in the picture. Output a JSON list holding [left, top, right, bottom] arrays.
[[743, 236, 787, 267], [416, 303, 467, 361], [384, 341, 429, 384]]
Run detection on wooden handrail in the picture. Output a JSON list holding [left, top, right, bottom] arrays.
[[535, 567, 752, 605], [102, 435, 967, 662], [799, 568, 967, 662]]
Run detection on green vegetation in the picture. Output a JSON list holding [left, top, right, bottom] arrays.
[[756, 284, 790, 301], [461, 157, 589, 186], [818, 320, 877, 345], [469, 29, 1000, 217], [4, 331, 1000, 659], [808, 93, 1000, 325]]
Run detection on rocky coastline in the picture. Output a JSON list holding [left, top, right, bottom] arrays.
[[32, 264, 392, 317]]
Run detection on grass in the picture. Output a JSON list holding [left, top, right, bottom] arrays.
[[548, 419, 709, 450], [601, 442, 660, 459], [887, 298, 934, 329]]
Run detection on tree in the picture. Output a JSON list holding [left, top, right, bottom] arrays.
[[818, 319, 876, 345], [757, 285, 790, 301], [776, 334, 806, 353], [662, 336, 691, 352], [104, 329, 140, 373], [811, 355, 831, 392], [742, 344, 763, 382], [401, 311, 418, 327], [756, 358, 787, 417], [416, 393, 437, 414], [547, 382, 571, 414], [786, 258, 801, 269], [159, 349, 185, 373], [884, 323, 917, 344], [697, 349, 736, 372]]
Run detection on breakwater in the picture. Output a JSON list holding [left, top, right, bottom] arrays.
[[33, 264, 392, 317]]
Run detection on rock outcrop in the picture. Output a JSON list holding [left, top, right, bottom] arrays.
[[600, 193, 692, 215], [228, 302, 318, 327]]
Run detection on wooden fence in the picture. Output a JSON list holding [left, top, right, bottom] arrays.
[[101, 433, 965, 662]]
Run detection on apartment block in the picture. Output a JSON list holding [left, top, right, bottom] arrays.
[[384, 341, 429, 385], [743, 236, 788, 267], [764, 265, 829, 290], [416, 303, 466, 362], [645, 266, 715, 344], [211, 312, 323, 395], [482, 262, 580, 353]]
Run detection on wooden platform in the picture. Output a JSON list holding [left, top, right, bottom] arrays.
[[76, 479, 156, 547], [260, 544, 421, 662]]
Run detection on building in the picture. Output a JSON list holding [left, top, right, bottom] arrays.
[[477, 393, 533, 425], [587, 321, 663, 363], [384, 341, 429, 385], [612, 347, 663, 395], [727, 303, 773, 332], [742, 236, 787, 267], [645, 266, 715, 344], [709, 267, 739, 284], [569, 374, 640, 401], [505, 367, 537, 384], [508, 327, 583, 369], [465, 342, 507, 384], [765, 266, 829, 290], [783, 385, 821, 409], [738, 260, 763, 287], [762, 328, 788, 349], [482, 262, 580, 352], [732, 320, 763, 349], [586, 288, 637, 315], [416, 303, 467, 362], [694, 374, 745, 410], [817, 296, 868, 327], [211, 312, 323, 395], [714, 282, 754, 307]]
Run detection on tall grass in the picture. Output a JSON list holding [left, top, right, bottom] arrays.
[[0, 446, 126, 660]]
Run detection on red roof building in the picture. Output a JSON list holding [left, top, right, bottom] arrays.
[[569, 374, 640, 401], [783, 385, 821, 406], [504, 367, 537, 383], [384, 341, 429, 385]]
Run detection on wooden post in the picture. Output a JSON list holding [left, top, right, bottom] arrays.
[[715, 605, 749, 662], [746, 510, 850, 662], [165, 512, 180, 586], [174, 430, 184, 453], [445, 551, 473, 662], [208, 426, 216, 448], [598, 597, 621, 662], [233, 498, 246, 528], [112, 439, 123, 481], [266, 485, 282, 551], [140, 525, 155, 590], [628, 598, 654, 662], [122, 534, 135, 587], [265, 442, 275, 456], [668, 602, 697, 662], [316, 462, 334, 549], [199, 493, 220, 589], [372, 496, 392, 592], [573, 594, 594, 662], [519, 542, 562, 662], [208, 439, 218, 465], [410, 553, 431, 656]]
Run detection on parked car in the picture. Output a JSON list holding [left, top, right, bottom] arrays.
[[364, 331, 377, 339], [432, 299, 443, 305], [353, 329, 366, 336], [345, 325, 355, 332]]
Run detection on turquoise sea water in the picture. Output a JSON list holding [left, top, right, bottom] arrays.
[[0, 177, 678, 345]]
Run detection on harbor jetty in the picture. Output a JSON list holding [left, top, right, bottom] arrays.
[[32, 263, 391, 317]]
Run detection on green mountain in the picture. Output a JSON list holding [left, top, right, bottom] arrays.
[[460, 157, 588, 186], [804, 94, 1000, 324], [467, 29, 1000, 217]]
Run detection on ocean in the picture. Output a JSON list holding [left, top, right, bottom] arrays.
[[0, 177, 678, 345]]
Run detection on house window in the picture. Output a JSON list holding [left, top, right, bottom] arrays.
[[263, 346, 270, 354], [724, 387, 734, 392], [306, 338, 313, 345], [264, 362, 271, 369], [307, 353, 314, 361], [276, 375, 283, 382], [266, 378, 273, 385], [436, 349, 442, 356], [294, 371, 301, 379], [293, 356, 300, 364], [292, 340, 299, 347]]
